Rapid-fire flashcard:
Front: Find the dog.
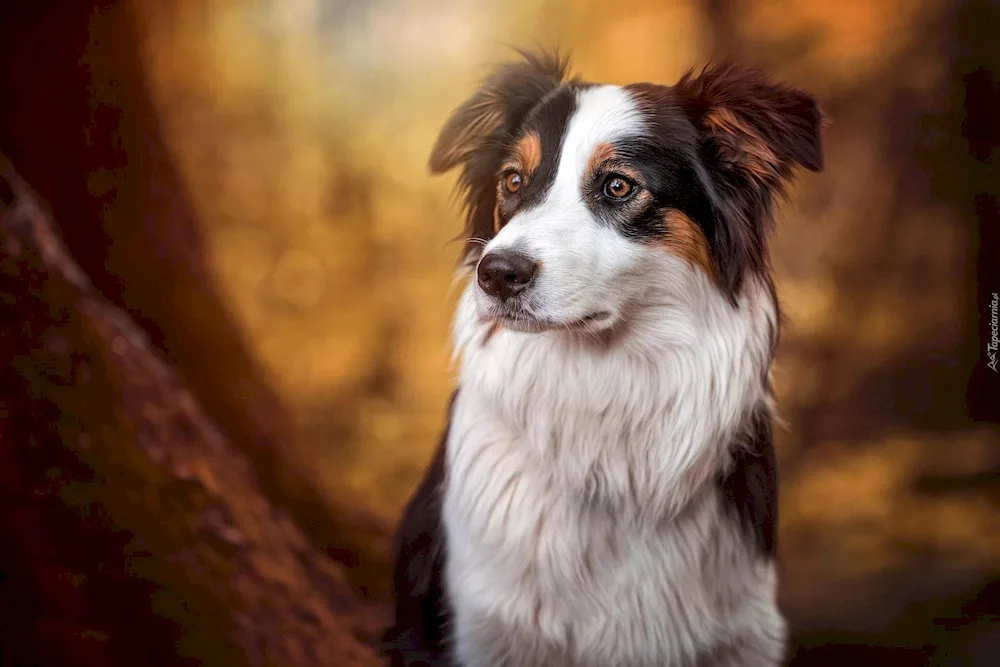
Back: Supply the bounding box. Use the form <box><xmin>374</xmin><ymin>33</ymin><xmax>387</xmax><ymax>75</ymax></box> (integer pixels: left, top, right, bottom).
<box><xmin>382</xmin><ymin>51</ymin><xmax>823</xmax><ymax>667</ymax></box>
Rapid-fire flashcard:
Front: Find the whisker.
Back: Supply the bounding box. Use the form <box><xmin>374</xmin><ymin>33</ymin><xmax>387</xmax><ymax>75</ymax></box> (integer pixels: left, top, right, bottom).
<box><xmin>445</xmin><ymin>235</ymin><xmax>490</xmax><ymax>250</ymax></box>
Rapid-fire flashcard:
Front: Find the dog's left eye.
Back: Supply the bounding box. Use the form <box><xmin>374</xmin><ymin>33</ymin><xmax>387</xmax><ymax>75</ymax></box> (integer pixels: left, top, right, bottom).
<box><xmin>602</xmin><ymin>175</ymin><xmax>635</xmax><ymax>200</ymax></box>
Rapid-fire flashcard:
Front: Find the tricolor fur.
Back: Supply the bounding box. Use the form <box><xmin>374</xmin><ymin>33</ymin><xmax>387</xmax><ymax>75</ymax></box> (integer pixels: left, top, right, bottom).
<box><xmin>384</xmin><ymin>52</ymin><xmax>823</xmax><ymax>667</ymax></box>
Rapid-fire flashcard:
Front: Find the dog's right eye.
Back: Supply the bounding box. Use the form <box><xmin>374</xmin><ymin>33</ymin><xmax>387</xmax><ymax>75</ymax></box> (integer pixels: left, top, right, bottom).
<box><xmin>502</xmin><ymin>170</ymin><xmax>523</xmax><ymax>194</ymax></box>
<box><xmin>602</xmin><ymin>174</ymin><xmax>635</xmax><ymax>200</ymax></box>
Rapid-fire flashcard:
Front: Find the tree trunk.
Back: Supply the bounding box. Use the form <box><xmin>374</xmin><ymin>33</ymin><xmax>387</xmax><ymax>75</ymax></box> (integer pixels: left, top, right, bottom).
<box><xmin>0</xmin><ymin>0</ymin><xmax>391</xmax><ymax>600</ymax></box>
<box><xmin>0</xmin><ymin>156</ymin><xmax>384</xmax><ymax>665</ymax></box>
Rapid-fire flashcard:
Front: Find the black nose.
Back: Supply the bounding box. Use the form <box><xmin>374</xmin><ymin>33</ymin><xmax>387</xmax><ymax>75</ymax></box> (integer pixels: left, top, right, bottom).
<box><xmin>477</xmin><ymin>250</ymin><xmax>537</xmax><ymax>300</ymax></box>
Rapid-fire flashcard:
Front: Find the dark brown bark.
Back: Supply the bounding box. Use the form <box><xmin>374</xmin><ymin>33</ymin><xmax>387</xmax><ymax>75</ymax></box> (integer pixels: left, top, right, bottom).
<box><xmin>0</xmin><ymin>0</ymin><xmax>391</xmax><ymax>600</ymax></box>
<box><xmin>0</xmin><ymin>156</ymin><xmax>385</xmax><ymax>666</ymax></box>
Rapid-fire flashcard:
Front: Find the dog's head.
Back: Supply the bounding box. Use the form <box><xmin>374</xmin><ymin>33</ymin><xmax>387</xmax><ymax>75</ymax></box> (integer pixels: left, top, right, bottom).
<box><xmin>431</xmin><ymin>51</ymin><xmax>822</xmax><ymax>334</ymax></box>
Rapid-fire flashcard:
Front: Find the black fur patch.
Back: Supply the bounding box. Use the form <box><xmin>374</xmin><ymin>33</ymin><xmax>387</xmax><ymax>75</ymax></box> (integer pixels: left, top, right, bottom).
<box><xmin>586</xmin><ymin>132</ymin><xmax>717</xmax><ymax>244</ymax></box>
<box><xmin>382</xmin><ymin>393</ymin><xmax>455</xmax><ymax>667</ymax></box>
<box><xmin>718</xmin><ymin>407</ymin><xmax>779</xmax><ymax>556</ymax></box>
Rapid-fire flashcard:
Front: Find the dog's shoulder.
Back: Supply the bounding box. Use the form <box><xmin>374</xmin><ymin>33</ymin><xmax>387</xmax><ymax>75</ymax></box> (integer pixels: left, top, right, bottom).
<box><xmin>382</xmin><ymin>392</ymin><xmax>456</xmax><ymax>667</ymax></box>
<box><xmin>718</xmin><ymin>406</ymin><xmax>779</xmax><ymax>557</ymax></box>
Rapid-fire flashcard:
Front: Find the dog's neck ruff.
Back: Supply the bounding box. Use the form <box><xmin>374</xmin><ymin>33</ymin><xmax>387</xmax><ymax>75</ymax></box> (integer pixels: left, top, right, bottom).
<box><xmin>442</xmin><ymin>265</ymin><xmax>781</xmax><ymax>666</ymax></box>
<box><xmin>450</xmin><ymin>263</ymin><xmax>777</xmax><ymax>524</ymax></box>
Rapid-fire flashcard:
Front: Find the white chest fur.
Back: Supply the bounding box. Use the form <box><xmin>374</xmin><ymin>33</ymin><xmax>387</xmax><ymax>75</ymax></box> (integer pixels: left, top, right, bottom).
<box><xmin>441</xmin><ymin>274</ymin><xmax>785</xmax><ymax>667</ymax></box>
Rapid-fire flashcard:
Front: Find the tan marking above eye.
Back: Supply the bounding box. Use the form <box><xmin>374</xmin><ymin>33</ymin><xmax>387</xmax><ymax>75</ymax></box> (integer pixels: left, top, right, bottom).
<box><xmin>513</xmin><ymin>132</ymin><xmax>542</xmax><ymax>175</ymax></box>
<box><xmin>585</xmin><ymin>142</ymin><xmax>616</xmax><ymax>183</ymax></box>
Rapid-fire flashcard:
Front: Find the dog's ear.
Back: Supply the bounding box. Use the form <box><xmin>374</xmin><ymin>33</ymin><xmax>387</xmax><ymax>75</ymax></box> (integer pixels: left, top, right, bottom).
<box><xmin>674</xmin><ymin>62</ymin><xmax>824</xmax><ymax>301</ymax></box>
<box><xmin>430</xmin><ymin>51</ymin><xmax>569</xmax><ymax>261</ymax></box>
<box><xmin>675</xmin><ymin>61</ymin><xmax>823</xmax><ymax>186</ymax></box>
<box><xmin>430</xmin><ymin>50</ymin><xmax>569</xmax><ymax>174</ymax></box>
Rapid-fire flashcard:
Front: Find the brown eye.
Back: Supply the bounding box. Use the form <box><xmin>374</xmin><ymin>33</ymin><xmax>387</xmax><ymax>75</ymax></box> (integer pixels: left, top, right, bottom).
<box><xmin>502</xmin><ymin>170</ymin><xmax>523</xmax><ymax>194</ymax></box>
<box><xmin>603</xmin><ymin>175</ymin><xmax>634</xmax><ymax>200</ymax></box>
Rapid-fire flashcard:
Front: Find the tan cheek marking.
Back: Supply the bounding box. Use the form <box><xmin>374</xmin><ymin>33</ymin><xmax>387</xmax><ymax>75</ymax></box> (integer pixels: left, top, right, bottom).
<box><xmin>704</xmin><ymin>107</ymin><xmax>779</xmax><ymax>179</ymax></box>
<box><xmin>514</xmin><ymin>132</ymin><xmax>542</xmax><ymax>176</ymax></box>
<box><xmin>662</xmin><ymin>210</ymin><xmax>715</xmax><ymax>278</ymax></box>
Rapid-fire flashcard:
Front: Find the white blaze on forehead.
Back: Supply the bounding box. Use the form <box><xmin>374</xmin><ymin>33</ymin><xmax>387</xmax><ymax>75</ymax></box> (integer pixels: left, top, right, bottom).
<box><xmin>480</xmin><ymin>84</ymin><xmax>652</xmax><ymax>328</ymax></box>
<box><xmin>551</xmin><ymin>85</ymin><xmax>644</xmax><ymax>202</ymax></box>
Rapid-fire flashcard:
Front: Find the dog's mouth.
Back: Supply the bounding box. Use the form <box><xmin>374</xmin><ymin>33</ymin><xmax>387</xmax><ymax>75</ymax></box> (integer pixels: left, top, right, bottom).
<box><xmin>489</xmin><ymin>308</ymin><xmax>613</xmax><ymax>333</ymax></box>
<box><xmin>574</xmin><ymin>311</ymin><xmax>613</xmax><ymax>327</ymax></box>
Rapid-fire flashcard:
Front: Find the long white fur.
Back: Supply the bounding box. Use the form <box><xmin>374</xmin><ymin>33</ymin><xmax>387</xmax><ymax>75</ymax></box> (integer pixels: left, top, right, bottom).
<box><xmin>442</xmin><ymin>85</ymin><xmax>785</xmax><ymax>667</ymax></box>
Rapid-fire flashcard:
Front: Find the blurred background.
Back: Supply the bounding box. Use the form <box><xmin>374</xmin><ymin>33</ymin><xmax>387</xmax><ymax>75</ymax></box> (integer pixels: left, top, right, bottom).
<box><xmin>1</xmin><ymin>0</ymin><xmax>998</xmax><ymax>665</ymax></box>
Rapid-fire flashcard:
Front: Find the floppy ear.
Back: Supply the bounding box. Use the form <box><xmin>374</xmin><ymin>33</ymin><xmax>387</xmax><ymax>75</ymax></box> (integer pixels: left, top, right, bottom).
<box><xmin>430</xmin><ymin>50</ymin><xmax>569</xmax><ymax>173</ymax></box>
<box><xmin>430</xmin><ymin>50</ymin><xmax>569</xmax><ymax>261</ymax></box>
<box><xmin>674</xmin><ymin>62</ymin><xmax>824</xmax><ymax>299</ymax></box>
